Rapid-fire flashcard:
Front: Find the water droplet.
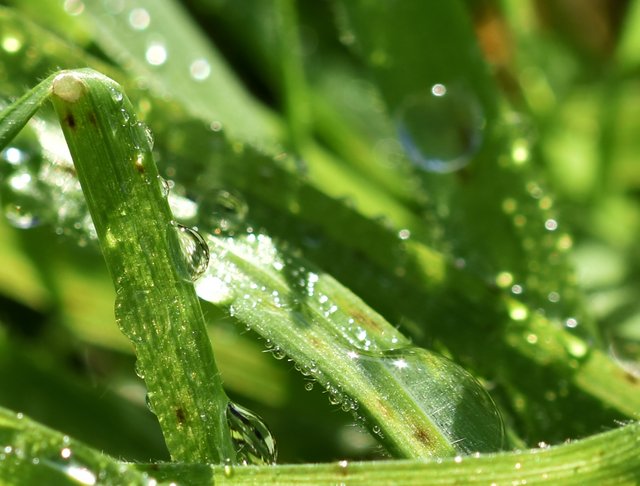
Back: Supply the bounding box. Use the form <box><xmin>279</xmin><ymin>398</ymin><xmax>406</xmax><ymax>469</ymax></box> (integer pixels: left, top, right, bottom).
<box><xmin>565</xmin><ymin>317</ymin><xmax>578</xmax><ymax>329</ymax></box>
<box><xmin>223</xmin><ymin>458</ymin><xmax>234</xmax><ymax>478</ymax></box>
<box><xmin>197</xmin><ymin>189</ymin><xmax>248</xmax><ymax>234</ymax></box>
<box><xmin>134</xmin><ymin>121</ymin><xmax>154</xmax><ymax>151</ymax></box>
<box><xmin>304</xmin><ymin>382</ymin><xmax>314</xmax><ymax>391</ymax></box>
<box><xmin>544</xmin><ymin>219</ymin><xmax>558</xmax><ymax>231</ymax></box>
<box><xmin>565</xmin><ymin>336</ymin><xmax>588</xmax><ymax>358</ymax></box>
<box><xmin>145</xmin><ymin>41</ymin><xmax>167</xmax><ymax>66</ymax></box>
<box><xmin>145</xmin><ymin>393</ymin><xmax>155</xmax><ymax>413</ymax></box>
<box><xmin>63</xmin><ymin>0</ymin><xmax>85</xmax><ymax>16</ymax></box>
<box><xmin>1</xmin><ymin>33</ymin><xmax>23</xmax><ymax>53</ymax></box>
<box><xmin>226</xmin><ymin>402</ymin><xmax>277</xmax><ymax>465</ymax></box>
<box><xmin>158</xmin><ymin>176</ymin><xmax>171</xmax><ymax>198</ymax></box>
<box><xmin>355</xmin><ymin>347</ymin><xmax>505</xmax><ymax>453</ymax></box>
<box><xmin>175</xmin><ymin>224</ymin><xmax>210</xmax><ymax>280</ymax></box>
<box><xmin>508</xmin><ymin>302</ymin><xmax>529</xmax><ymax>321</ymax></box>
<box><xmin>495</xmin><ymin>271</ymin><xmax>514</xmax><ymax>288</ymax></box>
<box><xmin>60</xmin><ymin>447</ymin><xmax>72</xmax><ymax>459</ymax></box>
<box><xmin>547</xmin><ymin>291</ymin><xmax>560</xmax><ymax>303</ymax></box>
<box><xmin>190</xmin><ymin>59</ymin><xmax>211</xmax><ymax>81</ymax></box>
<box><xmin>65</xmin><ymin>465</ymin><xmax>97</xmax><ymax>485</ymax></box>
<box><xmin>398</xmin><ymin>228</ymin><xmax>411</xmax><ymax>240</ymax></box>
<box><xmin>3</xmin><ymin>204</ymin><xmax>39</xmax><ymax>229</ymax></box>
<box><xmin>128</xmin><ymin>8</ymin><xmax>150</xmax><ymax>30</ymax></box>
<box><xmin>396</xmin><ymin>84</ymin><xmax>484</xmax><ymax>173</ymax></box>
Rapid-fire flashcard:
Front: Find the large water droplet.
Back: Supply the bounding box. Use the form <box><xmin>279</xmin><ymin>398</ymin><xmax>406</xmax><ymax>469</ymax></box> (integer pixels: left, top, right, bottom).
<box><xmin>175</xmin><ymin>223</ymin><xmax>210</xmax><ymax>280</ymax></box>
<box><xmin>396</xmin><ymin>83</ymin><xmax>484</xmax><ymax>173</ymax></box>
<box><xmin>355</xmin><ymin>347</ymin><xmax>505</xmax><ymax>453</ymax></box>
<box><xmin>226</xmin><ymin>401</ymin><xmax>277</xmax><ymax>465</ymax></box>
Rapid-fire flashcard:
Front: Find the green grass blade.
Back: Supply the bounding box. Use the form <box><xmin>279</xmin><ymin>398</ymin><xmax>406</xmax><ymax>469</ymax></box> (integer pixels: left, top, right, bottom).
<box><xmin>0</xmin><ymin>407</ymin><xmax>154</xmax><ymax>485</ymax></box>
<box><xmin>136</xmin><ymin>423</ymin><xmax>640</xmax><ymax>485</ymax></box>
<box><xmin>198</xmin><ymin>233</ymin><xmax>505</xmax><ymax>457</ymax></box>
<box><xmin>0</xmin><ymin>73</ymin><xmax>54</xmax><ymax>150</ymax></box>
<box><xmin>76</xmin><ymin>0</ymin><xmax>284</xmax><ymax>148</ymax></box>
<box><xmin>47</xmin><ymin>68</ymin><xmax>235</xmax><ymax>463</ymax></box>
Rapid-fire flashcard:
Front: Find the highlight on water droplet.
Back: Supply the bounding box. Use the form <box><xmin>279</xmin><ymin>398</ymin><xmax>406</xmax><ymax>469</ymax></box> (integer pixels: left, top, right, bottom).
<box><xmin>145</xmin><ymin>40</ymin><xmax>167</xmax><ymax>66</ymax></box>
<box><xmin>189</xmin><ymin>58</ymin><xmax>211</xmax><ymax>81</ymax></box>
<box><xmin>396</xmin><ymin>83</ymin><xmax>485</xmax><ymax>173</ymax></box>
<box><xmin>226</xmin><ymin>401</ymin><xmax>277</xmax><ymax>465</ymax></box>
<box><xmin>128</xmin><ymin>7</ymin><xmax>150</xmax><ymax>30</ymax></box>
<box><xmin>63</xmin><ymin>0</ymin><xmax>85</xmax><ymax>16</ymax></box>
<box><xmin>1</xmin><ymin>31</ymin><xmax>23</xmax><ymax>53</ymax></box>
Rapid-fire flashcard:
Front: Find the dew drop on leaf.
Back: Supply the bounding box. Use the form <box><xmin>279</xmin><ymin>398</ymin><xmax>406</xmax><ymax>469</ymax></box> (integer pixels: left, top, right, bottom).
<box><xmin>396</xmin><ymin>83</ymin><xmax>484</xmax><ymax>173</ymax></box>
<box><xmin>197</xmin><ymin>189</ymin><xmax>248</xmax><ymax>234</ymax></box>
<box><xmin>355</xmin><ymin>347</ymin><xmax>505</xmax><ymax>453</ymax></box>
<box><xmin>226</xmin><ymin>401</ymin><xmax>277</xmax><ymax>465</ymax></box>
<box><xmin>175</xmin><ymin>224</ymin><xmax>210</xmax><ymax>281</ymax></box>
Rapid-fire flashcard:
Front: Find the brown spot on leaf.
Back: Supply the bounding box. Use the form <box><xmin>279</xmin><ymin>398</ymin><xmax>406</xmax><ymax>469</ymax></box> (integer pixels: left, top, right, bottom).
<box><xmin>413</xmin><ymin>427</ymin><xmax>434</xmax><ymax>446</ymax></box>
<box><xmin>87</xmin><ymin>112</ymin><xmax>97</xmax><ymax>126</ymax></box>
<box><xmin>64</xmin><ymin>113</ymin><xmax>76</xmax><ymax>129</ymax></box>
<box><xmin>175</xmin><ymin>407</ymin><xmax>186</xmax><ymax>425</ymax></box>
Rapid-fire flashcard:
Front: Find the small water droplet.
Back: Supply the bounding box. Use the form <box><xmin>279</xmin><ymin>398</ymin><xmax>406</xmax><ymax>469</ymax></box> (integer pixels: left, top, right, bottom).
<box><xmin>565</xmin><ymin>336</ymin><xmax>588</xmax><ymax>358</ymax></box>
<box><xmin>398</xmin><ymin>228</ymin><xmax>411</xmax><ymax>240</ymax></box>
<box><xmin>508</xmin><ymin>302</ymin><xmax>529</xmax><ymax>321</ymax></box>
<box><xmin>145</xmin><ymin>41</ymin><xmax>167</xmax><ymax>66</ymax></box>
<box><xmin>128</xmin><ymin>8</ymin><xmax>150</xmax><ymax>30</ymax></box>
<box><xmin>1</xmin><ymin>33</ymin><xmax>23</xmax><ymax>53</ymax></box>
<box><xmin>3</xmin><ymin>204</ymin><xmax>39</xmax><ymax>229</ymax></box>
<box><xmin>544</xmin><ymin>219</ymin><xmax>558</xmax><ymax>231</ymax></box>
<box><xmin>175</xmin><ymin>224</ymin><xmax>210</xmax><ymax>280</ymax></box>
<box><xmin>134</xmin><ymin>121</ymin><xmax>154</xmax><ymax>151</ymax></box>
<box><xmin>304</xmin><ymin>382</ymin><xmax>314</xmax><ymax>391</ymax></box>
<box><xmin>63</xmin><ymin>0</ymin><xmax>85</xmax><ymax>16</ymax></box>
<box><xmin>158</xmin><ymin>176</ymin><xmax>171</xmax><ymax>198</ymax></box>
<box><xmin>396</xmin><ymin>84</ymin><xmax>484</xmax><ymax>173</ymax></box>
<box><xmin>189</xmin><ymin>59</ymin><xmax>211</xmax><ymax>81</ymax></box>
<box><xmin>226</xmin><ymin>402</ymin><xmax>277</xmax><ymax>465</ymax></box>
<box><xmin>65</xmin><ymin>465</ymin><xmax>97</xmax><ymax>485</ymax></box>
<box><xmin>197</xmin><ymin>189</ymin><xmax>248</xmax><ymax>234</ymax></box>
<box><xmin>565</xmin><ymin>317</ymin><xmax>578</xmax><ymax>329</ymax></box>
<box><xmin>495</xmin><ymin>271</ymin><xmax>514</xmax><ymax>288</ymax></box>
<box><xmin>223</xmin><ymin>458</ymin><xmax>234</xmax><ymax>478</ymax></box>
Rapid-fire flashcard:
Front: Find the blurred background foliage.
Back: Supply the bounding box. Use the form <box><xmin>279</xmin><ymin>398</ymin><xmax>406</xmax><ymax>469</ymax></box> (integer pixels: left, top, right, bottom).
<box><xmin>0</xmin><ymin>0</ymin><xmax>639</xmax><ymax>464</ymax></box>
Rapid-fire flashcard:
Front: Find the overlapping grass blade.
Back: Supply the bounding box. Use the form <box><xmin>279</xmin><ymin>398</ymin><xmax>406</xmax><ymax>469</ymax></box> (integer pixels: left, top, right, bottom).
<box><xmin>0</xmin><ymin>407</ymin><xmax>153</xmax><ymax>485</ymax></box>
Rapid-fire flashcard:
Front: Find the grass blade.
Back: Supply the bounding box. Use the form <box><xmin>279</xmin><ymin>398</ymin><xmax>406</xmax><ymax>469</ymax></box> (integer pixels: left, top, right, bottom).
<box><xmin>0</xmin><ymin>73</ymin><xmax>54</xmax><ymax>150</ymax></box>
<box><xmin>0</xmin><ymin>407</ymin><xmax>153</xmax><ymax>485</ymax></box>
<box><xmin>136</xmin><ymin>423</ymin><xmax>640</xmax><ymax>485</ymax></box>
<box><xmin>198</xmin><ymin>233</ymin><xmax>505</xmax><ymax>457</ymax></box>
<box><xmin>47</xmin><ymin>69</ymin><xmax>235</xmax><ymax>463</ymax></box>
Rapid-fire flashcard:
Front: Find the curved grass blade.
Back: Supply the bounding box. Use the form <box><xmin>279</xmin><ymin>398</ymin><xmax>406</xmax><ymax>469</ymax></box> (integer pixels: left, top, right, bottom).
<box><xmin>136</xmin><ymin>422</ymin><xmax>640</xmax><ymax>485</ymax></box>
<box><xmin>0</xmin><ymin>407</ymin><xmax>154</xmax><ymax>485</ymax></box>
<box><xmin>197</xmin><ymin>232</ymin><xmax>506</xmax><ymax>457</ymax></box>
<box><xmin>46</xmin><ymin>69</ymin><xmax>235</xmax><ymax>463</ymax></box>
<box><xmin>0</xmin><ymin>73</ymin><xmax>54</xmax><ymax>150</ymax></box>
